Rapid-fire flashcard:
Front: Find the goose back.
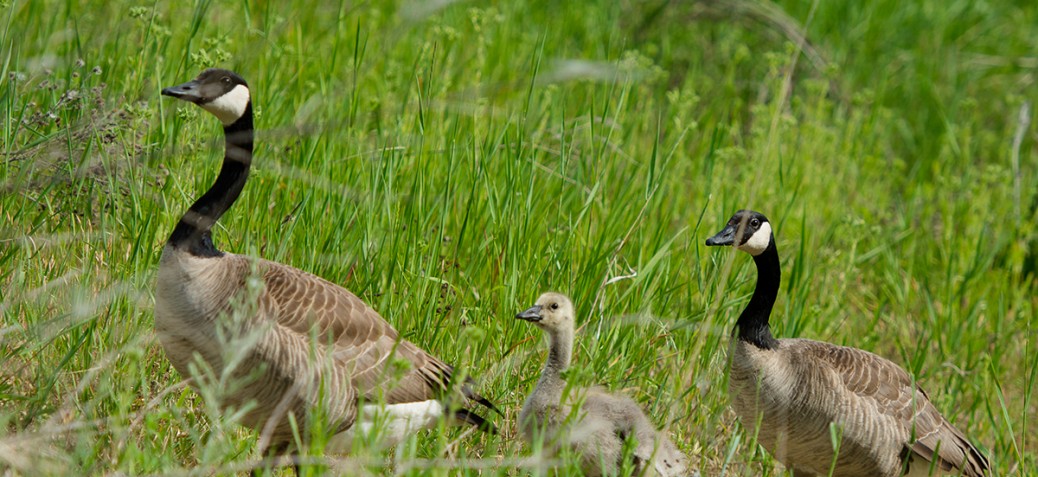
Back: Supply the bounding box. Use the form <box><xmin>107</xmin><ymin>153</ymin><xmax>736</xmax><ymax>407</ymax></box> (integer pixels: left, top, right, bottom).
<box><xmin>730</xmin><ymin>337</ymin><xmax>988</xmax><ymax>477</ymax></box>
<box><xmin>156</xmin><ymin>248</ymin><xmax>356</xmax><ymax>442</ymax></box>
<box><xmin>156</xmin><ymin>246</ymin><xmax>466</xmax><ymax>443</ymax></box>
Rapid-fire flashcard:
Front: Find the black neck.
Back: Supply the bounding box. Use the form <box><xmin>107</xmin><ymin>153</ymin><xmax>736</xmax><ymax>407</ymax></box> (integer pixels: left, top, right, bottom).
<box><xmin>735</xmin><ymin>237</ymin><xmax>780</xmax><ymax>349</ymax></box>
<box><xmin>167</xmin><ymin>102</ymin><xmax>254</xmax><ymax>257</ymax></box>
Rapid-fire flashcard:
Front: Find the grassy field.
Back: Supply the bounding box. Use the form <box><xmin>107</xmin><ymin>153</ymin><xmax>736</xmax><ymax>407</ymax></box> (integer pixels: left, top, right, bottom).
<box><xmin>2</xmin><ymin>0</ymin><xmax>1037</xmax><ymax>475</ymax></box>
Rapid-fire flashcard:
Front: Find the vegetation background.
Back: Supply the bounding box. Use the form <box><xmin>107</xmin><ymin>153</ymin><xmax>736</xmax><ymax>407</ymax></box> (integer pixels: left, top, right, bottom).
<box><xmin>2</xmin><ymin>0</ymin><xmax>1036</xmax><ymax>475</ymax></box>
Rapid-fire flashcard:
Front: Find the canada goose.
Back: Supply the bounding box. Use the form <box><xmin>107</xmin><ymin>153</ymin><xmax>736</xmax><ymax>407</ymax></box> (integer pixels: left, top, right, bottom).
<box><xmin>516</xmin><ymin>292</ymin><xmax>691</xmax><ymax>477</ymax></box>
<box><xmin>155</xmin><ymin>69</ymin><xmax>498</xmax><ymax>468</ymax></box>
<box><xmin>705</xmin><ymin>210</ymin><xmax>989</xmax><ymax>477</ymax></box>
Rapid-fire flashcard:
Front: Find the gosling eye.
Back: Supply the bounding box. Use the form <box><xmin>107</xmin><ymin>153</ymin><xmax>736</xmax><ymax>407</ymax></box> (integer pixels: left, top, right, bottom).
<box><xmin>549</xmin><ymin>303</ymin><xmax>559</xmax><ymax>310</ymax></box>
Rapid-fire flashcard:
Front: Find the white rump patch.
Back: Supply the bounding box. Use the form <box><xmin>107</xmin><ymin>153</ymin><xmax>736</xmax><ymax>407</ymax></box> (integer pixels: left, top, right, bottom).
<box><xmin>201</xmin><ymin>84</ymin><xmax>250</xmax><ymax>125</ymax></box>
<box><xmin>736</xmin><ymin>221</ymin><xmax>772</xmax><ymax>256</ymax></box>
<box><xmin>326</xmin><ymin>400</ymin><xmax>445</xmax><ymax>453</ymax></box>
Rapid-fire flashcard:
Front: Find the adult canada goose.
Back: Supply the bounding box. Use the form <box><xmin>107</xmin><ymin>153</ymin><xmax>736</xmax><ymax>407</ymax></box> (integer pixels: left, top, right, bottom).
<box><xmin>155</xmin><ymin>68</ymin><xmax>498</xmax><ymax>467</ymax></box>
<box><xmin>516</xmin><ymin>292</ymin><xmax>691</xmax><ymax>477</ymax></box>
<box><xmin>705</xmin><ymin>210</ymin><xmax>989</xmax><ymax>477</ymax></box>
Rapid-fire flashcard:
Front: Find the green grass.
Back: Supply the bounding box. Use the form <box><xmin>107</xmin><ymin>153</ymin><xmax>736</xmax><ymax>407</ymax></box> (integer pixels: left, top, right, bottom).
<box><xmin>2</xmin><ymin>0</ymin><xmax>1036</xmax><ymax>475</ymax></box>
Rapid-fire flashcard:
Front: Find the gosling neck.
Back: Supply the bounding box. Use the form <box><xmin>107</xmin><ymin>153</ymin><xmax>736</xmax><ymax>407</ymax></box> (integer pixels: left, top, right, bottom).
<box><xmin>536</xmin><ymin>322</ymin><xmax>574</xmax><ymax>393</ymax></box>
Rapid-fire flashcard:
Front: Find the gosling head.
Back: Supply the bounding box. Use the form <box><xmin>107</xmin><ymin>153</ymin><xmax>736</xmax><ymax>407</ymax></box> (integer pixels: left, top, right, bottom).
<box><xmin>162</xmin><ymin>68</ymin><xmax>251</xmax><ymax>126</ymax></box>
<box><xmin>516</xmin><ymin>292</ymin><xmax>575</xmax><ymax>332</ymax></box>
<box><xmin>705</xmin><ymin>209</ymin><xmax>773</xmax><ymax>256</ymax></box>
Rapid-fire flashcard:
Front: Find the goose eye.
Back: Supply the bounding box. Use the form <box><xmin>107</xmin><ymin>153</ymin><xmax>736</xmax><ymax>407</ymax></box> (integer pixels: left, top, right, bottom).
<box><xmin>751</xmin><ymin>218</ymin><xmax>760</xmax><ymax>227</ymax></box>
<box><xmin>550</xmin><ymin>303</ymin><xmax>559</xmax><ymax>310</ymax></box>
<box><xmin>222</xmin><ymin>76</ymin><xmax>231</xmax><ymax>84</ymax></box>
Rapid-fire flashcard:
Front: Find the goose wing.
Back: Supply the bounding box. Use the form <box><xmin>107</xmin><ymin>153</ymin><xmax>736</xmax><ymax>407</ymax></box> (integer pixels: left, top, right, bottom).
<box><xmin>805</xmin><ymin>341</ymin><xmax>988</xmax><ymax>476</ymax></box>
<box><xmin>258</xmin><ymin>260</ymin><xmax>465</xmax><ymax>405</ymax></box>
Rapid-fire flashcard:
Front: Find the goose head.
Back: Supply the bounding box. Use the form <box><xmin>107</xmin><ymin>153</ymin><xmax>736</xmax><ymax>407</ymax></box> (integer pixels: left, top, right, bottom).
<box><xmin>705</xmin><ymin>209</ymin><xmax>773</xmax><ymax>256</ymax></box>
<box><xmin>162</xmin><ymin>68</ymin><xmax>251</xmax><ymax>126</ymax></box>
<box><xmin>516</xmin><ymin>292</ymin><xmax>575</xmax><ymax>332</ymax></box>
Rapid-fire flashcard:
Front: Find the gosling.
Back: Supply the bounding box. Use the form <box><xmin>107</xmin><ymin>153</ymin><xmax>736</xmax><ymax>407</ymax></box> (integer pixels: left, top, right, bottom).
<box><xmin>516</xmin><ymin>292</ymin><xmax>691</xmax><ymax>477</ymax></box>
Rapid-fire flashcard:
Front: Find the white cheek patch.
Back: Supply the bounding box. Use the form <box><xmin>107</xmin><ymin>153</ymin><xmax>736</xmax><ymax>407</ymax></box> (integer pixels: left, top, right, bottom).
<box><xmin>736</xmin><ymin>221</ymin><xmax>772</xmax><ymax>256</ymax></box>
<box><xmin>201</xmin><ymin>84</ymin><xmax>250</xmax><ymax>125</ymax></box>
